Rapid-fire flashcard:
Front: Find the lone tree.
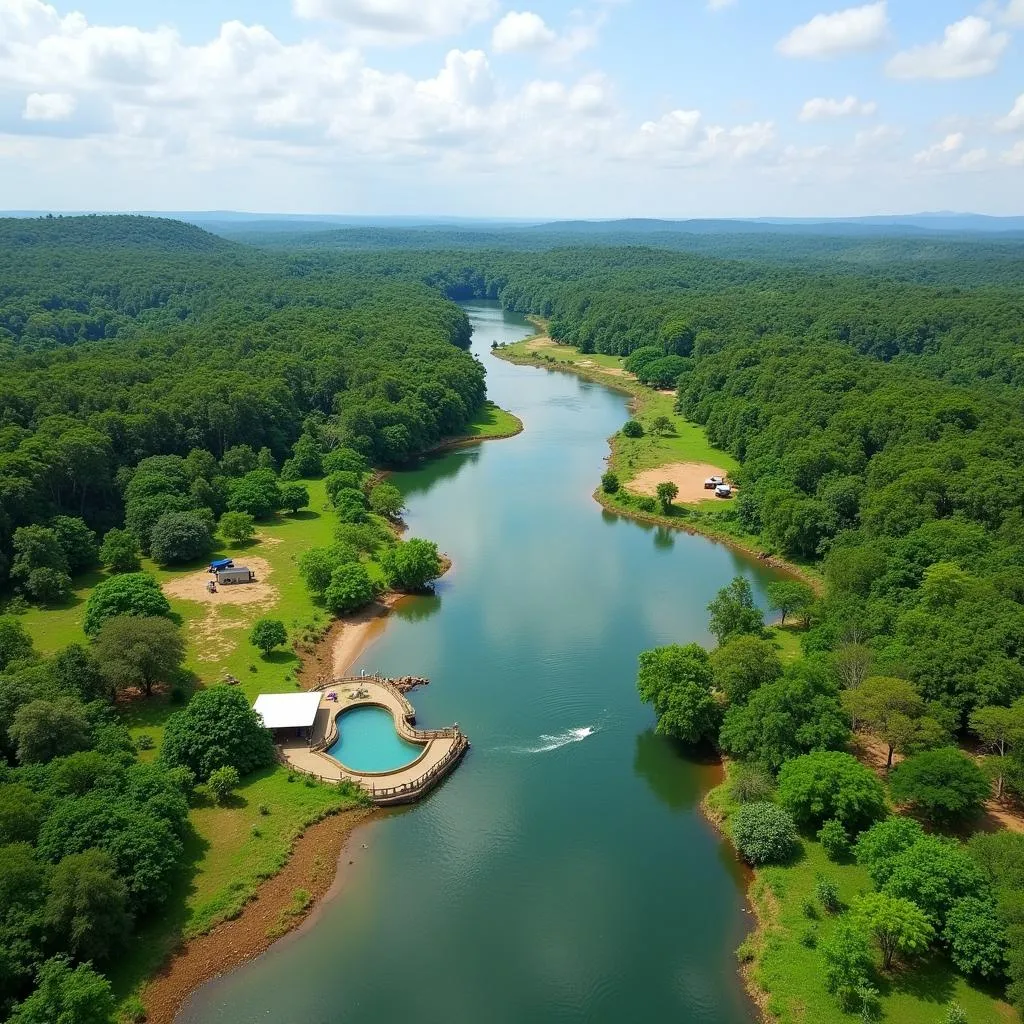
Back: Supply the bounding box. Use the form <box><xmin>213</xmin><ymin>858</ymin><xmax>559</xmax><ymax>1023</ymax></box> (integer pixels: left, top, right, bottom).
<box><xmin>621</xmin><ymin>419</ymin><xmax>644</xmax><ymax>438</ymax></box>
<box><xmin>969</xmin><ymin>702</ymin><xmax>1024</xmax><ymax>798</ymax></box>
<box><xmin>279</xmin><ymin>483</ymin><xmax>310</xmax><ymax>515</ymax></box>
<box><xmin>218</xmin><ymin>510</ymin><xmax>255</xmax><ymax>545</ymax></box>
<box><xmin>84</xmin><ymin>572</ymin><xmax>171</xmax><ymax>637</ymax></box>
<box><xmin>160</xmin><ymin>686</ymin><xmax>275</xmax><ymax>781</ymax></box>
<box><xmin>853</xmin><ymin>892</ymin><xmax>934</xmax><ymax>971</ymax></box>
<box><xmin>250</xmin><ymin>618</ymin><xmax>287</xmax><ymax>657</ymax></box>
<box><xmin>888</xmin><ymin>748</ymin><xmax>991</xmax><ymax>826</ymax></box>
<box><xmin>765</xmin><ymin>580</ymin><xmax>815</xmax><ymax>627</ymax></box>
<box><xmin>601</xmin><ymin>471</ymin><xmax>620</xmax><ymax>494</ymax></box>
<box><xmin>636</xmin><ymin>643</ymin><xmax>721</xmax><ymax>744</ymax></box>
<box><xmin>207</xmin><ymin>765</ymin><xmax>241</xmax><ymax>805</ymax></box>
<box><xmin>707</xmin><ymin>576</ymin><xmax>764</xmax><ymax>644</ymax></box>
<box><xmin>652</xmin><ymin>415</ymin><xmax>674</xmax><ymax>435</ymax></box>
<box><xmin>95</xmin><ymin>615</ymin><xmax>185</xmax><ymax>698</ymax></box>
<box><xmin>655</xmin><ymin>481</ymin><xmax>679</xmax><ymax>513</ymax></box>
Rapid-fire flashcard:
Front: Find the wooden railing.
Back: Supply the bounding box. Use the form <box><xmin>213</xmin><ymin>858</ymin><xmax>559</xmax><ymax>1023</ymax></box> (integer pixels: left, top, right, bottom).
<box><xmin>365</xmin><ymin>733</ymin><xmax>470</xmax><ymax>804</ymax></box>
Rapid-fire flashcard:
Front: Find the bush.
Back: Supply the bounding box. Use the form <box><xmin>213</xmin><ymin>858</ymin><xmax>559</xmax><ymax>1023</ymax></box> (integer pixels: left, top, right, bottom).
<box><xmin>815</xmin><ymin>874</ymin><xmax>842</xmax><ymax>913</ymax></box>
<box><xmin>84</xmin><ymin>573</ymin><xmax>171</xmax><ymax>637</ymax></box>
<box><xmin>601</xmin><ymin>471</ymin><xmax>620</xmax><ymax>494</ymax></box>
<box><xmin>160</xmin><ymin>687</ymin><xmax>275</xmax><ymax>781</ymax></box>
<box><xmin>149</xmin><ymin>510</ymin><xmax>214</xmax><ymax>566</ymax></box>
<box><xmin>207</xmin><ymin>765</ymin><xmax>241</xmax><ymax>805</ymax></box>
<box><xmin>219</xmin><ymin>510</ymin><xmax>256</xmax><ymax>545</ymax></box>
<box><xmin>250</xmin><ymin>618</ymin><xmax>288</xmax><ymax>657</ymax></box>
<box><xmin>728</xmin><ymin>764</ymin><xmax>775</xmax><ymax>804</ymax></box>
<box><xmin>821</xmin><ymin>920</ymin><xmax>874</xmax><ymax>1011</ymax></box>
<box><xmin>818</xmin><ymin>819</ymin><xmax>851</xmax><ymax>861</ymax></box>
<box><xmin>888</xmin><ymin>747</ymin><xmax>991</xmax><ymax>825</ymax></box>
<box><xmin>730</xmin><ymin>802</ymin><xmax>799</xmax><ymax>865</ymax></box>
<box><xmin>621</xmin><ymin>419</ymin><xmax>644</xmax><ymax>438</ymax></box>
<box><xmin>777</xmin><ymin>751</ymin><xmax>886</xmax><ymax>834</ymax></box>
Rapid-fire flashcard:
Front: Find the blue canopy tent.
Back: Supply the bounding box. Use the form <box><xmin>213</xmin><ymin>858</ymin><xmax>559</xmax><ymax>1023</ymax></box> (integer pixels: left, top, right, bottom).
<box><xmin>209</xmin><ymin>558</ymin><xmax>234</xmax><ymax>572</ymax></box>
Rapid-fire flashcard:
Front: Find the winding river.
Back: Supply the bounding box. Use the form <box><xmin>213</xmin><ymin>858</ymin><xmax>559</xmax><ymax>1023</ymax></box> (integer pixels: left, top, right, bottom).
<box><xmin>181</xmin><ymin>302</ymin><xmax>781</xmax><ymax>1024</ymax></box>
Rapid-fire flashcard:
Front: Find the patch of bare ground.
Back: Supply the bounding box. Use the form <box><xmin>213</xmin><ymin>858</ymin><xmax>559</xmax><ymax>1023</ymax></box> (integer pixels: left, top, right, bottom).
<box><xmin>142</xmin><ymin>807</ymin><xmax>374</xmax><ymax>1024</ymax></box>
<box><xmin>626</xmin><ymin>461</ymin><xmax>734</xmax><ymax>505</ymax></box>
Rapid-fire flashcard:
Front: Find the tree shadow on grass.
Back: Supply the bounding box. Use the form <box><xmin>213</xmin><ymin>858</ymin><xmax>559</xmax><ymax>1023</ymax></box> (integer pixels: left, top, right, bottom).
<box><xmin>107</xmin><ymin>821</ymin><xmax>211</xmax><ymax>999</ymax></box>
<box><xmin>262</xmin><ymin>649</ymin><xmax>301</xmax><ymax>668</ymax></box>
<box><xmin>876</xmin><ymin>954</ymin><xmax>957</xmax><ymax>1006</ymax></box>
<box><xmin>284</xmin><ymin>509</ymin><xmax>319</xmax><ymax>522</ymax></box>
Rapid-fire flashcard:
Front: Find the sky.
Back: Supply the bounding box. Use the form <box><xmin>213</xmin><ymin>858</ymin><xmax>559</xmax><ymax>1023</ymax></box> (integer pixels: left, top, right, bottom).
<box><xmin>0</xmin><ymin>0</ymin><xmax>1022</xmax><ymax>218</ymax></box>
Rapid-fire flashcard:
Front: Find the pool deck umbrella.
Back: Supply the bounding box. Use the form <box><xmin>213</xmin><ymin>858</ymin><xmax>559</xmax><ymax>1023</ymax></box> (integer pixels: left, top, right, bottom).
<box><xmin>253</xmin><ymin>692</ymin><xmax>322</xmax><ymax>741</ymax></box>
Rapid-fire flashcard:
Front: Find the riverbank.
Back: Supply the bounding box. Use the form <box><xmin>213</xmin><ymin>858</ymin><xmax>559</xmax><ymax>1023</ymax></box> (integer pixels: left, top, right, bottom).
<box><xmin>493</xmin><ymin>324</ymin><xmax>821</xmax><ymax>591</ymax></box>
<box><xmin>427</xmin><ymin>400</ymin><xmax>524</xmax><ymax>455</ymax></box>
<box><xmin>143</xmin><ymin>805</ymin><xmax>375</xmax><ymax>1024</ymax></box>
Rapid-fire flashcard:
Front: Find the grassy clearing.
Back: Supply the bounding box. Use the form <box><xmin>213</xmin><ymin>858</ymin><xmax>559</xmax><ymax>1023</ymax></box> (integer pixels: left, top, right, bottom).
<box><xmin>462</xmin><ymin>400</ymin><xmax>523</xmax><ymax>440</ymax></box>
<box><xmin>707</xmin><ymin>771</ymin><xmax>1013</xmax><ymax>1024</ymax></box>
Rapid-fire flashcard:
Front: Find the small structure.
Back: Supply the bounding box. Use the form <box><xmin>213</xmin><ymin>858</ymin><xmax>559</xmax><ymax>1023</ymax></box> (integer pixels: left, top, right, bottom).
<box><xmin>217</xmin><ymin>565</ymin><xmax>254</xmax><ymax>585</ymax></box>
<box><xmin>253</xmin><ymin>692</ymin><xmax>322</xmax><ymax>742</ymax></box>
<box><xmin>208</xmin><ymin>557</ymin><xmax>234</xmax><ymax>574</ymax></box>
<box><xmin>704</xmin><ymin>475</ymin><xmax>725</xmax><ymax>490</ymax></box>
<box><xmin>715</xmin><ymin>484</ymin><xmax>733</xmax><ymax>498</ymax></box>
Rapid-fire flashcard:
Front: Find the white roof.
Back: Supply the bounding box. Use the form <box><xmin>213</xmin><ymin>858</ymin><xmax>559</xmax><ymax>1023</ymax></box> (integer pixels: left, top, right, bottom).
<box><xmin>253</xmin><ymin>692</ymin><xmax>321</xmax><ymax>730</ymax></box>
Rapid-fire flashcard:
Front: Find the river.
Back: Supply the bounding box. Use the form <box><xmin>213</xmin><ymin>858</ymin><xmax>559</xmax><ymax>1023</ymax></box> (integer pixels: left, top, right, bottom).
<box><xmin>181</xmin><ymin>301</ymin><xmax>780</xmax><ymax>1024</ymax></box>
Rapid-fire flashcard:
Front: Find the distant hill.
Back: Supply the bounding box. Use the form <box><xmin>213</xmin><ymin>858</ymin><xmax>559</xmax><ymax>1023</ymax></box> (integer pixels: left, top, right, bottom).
<box><xmin>0</xmin><ymin>214</ymin><xmax>235</xmax><ymax>253</ymax></box>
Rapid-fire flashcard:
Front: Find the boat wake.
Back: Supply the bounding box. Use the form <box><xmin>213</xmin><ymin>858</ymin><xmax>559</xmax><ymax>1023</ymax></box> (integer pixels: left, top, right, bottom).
<box><xmin>520</xmin><ymin>726</ymin><xmax>596</xmax><ymax>754</ymax></box>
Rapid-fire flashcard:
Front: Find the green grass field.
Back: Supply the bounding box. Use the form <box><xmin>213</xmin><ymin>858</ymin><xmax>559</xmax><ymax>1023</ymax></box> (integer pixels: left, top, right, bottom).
<box><xmin>706</xmin><ymin>773</ymin><xmax>1013</xmax><ymax>1024</ymax></box>
<box><xmin>462</xmin><ymin>400</ymin><xmax>523</xmax><ymax>439</ymax></box>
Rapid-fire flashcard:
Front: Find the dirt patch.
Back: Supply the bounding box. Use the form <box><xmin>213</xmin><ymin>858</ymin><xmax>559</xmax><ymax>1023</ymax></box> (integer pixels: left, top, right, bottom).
<box><xmin>627</xmin><ymin>461</ymin><xmax>734</xmax><ymax>505</ymax></box>
<box><xmin>142</xmin><ymin>807</ymin><xmax>374</xmax><ymax>1024</ymax></box>
<box><xmin>524</xmin><ymin>335</ymin><xmax>556</xmax><ymax>351</ymax></box>
<box><xmin>162</xmin><ymin>557</ymin><xmax>277</xmax><ymax>608</ymax></box>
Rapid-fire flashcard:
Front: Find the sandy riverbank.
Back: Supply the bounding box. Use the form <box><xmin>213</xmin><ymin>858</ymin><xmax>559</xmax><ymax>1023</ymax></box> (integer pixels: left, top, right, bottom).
<box><xmin>142</xmin><ymin>806</ymin><xmax>374</xmax><ymax>1024</ymax></box>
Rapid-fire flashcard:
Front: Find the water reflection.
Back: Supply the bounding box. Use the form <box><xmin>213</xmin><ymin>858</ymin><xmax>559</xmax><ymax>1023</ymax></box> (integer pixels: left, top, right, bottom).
<box><xmin>653</xmin><ymin>526</ymin><xmax>675</xmax><ymax>551</ymax></box>
<box><xmin>633</xmin><ymin>729</ymin><xmax>711</xmax><ymax>812</ymax></box>
<box><xmin>403</xmin><ymin>449</ymin><xmax>481</xmax><ymax>498</ymax></box>
<box><xmin>393</xmin><ymin>592</ymin><xmax>443</xmax><ymax>624</ymax></box>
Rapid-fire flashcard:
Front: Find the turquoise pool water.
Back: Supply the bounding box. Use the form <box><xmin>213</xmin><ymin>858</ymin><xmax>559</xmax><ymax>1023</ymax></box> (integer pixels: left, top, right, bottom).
<box><xmin>326</xmin><ymin>705</ymin><xmax>424</xmax><ymax>773</ymax></box>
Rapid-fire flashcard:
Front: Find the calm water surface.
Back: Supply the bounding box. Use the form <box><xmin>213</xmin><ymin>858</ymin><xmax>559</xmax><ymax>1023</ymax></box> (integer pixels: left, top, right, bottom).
<box><xmin>181</xmin><ymin>302</ymin><xmax>775</xmax><ymax>1024</ymax></box>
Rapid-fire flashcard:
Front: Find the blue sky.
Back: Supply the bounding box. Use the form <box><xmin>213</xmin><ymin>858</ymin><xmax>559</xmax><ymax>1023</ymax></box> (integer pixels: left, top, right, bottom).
<box><xmin>0</xmin><ymin>0</ymin><xmax>1022</xmax><ymax>216</ymax></box>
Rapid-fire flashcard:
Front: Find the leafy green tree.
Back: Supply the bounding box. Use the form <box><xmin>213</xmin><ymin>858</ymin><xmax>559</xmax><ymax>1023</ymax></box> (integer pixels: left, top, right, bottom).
<box><xmin>0</xmin><ymin>784</ymin><xmax>45</xmax><ymax>844</ymax></box>
<box><xmin>22</xmin><ymin>568</ymin><xmax>72</xmax><ymax>606</ymax></box>
<box><xmin>50</xmin><ymin>644</ymin><xmax>109</xmax><ymax>704</ymax></box>
<box><xmin>821</xmin><ymin>920</ymin><xmax>874</xmax><ymax>1012</ymax></box>
<box><xmin>322</xmin><ymin>447</ymin><xmax>368</xmax><ymax>475</ymax></box>
<box><xmin>44</xmin><ymin>850</ymin><xmax>130</xmax><ymax>963</ymax></box>
<box><xmin>854</xmin><ymin>817</ymin><xmax>925</xmax><ymax>878</ymax></box>
<box><xmin>207</xmin><ymin>765</ymin><xmax>240</xmax><ymax>805</ymax></box>
<box><xmin>0</xmin><ymin>617</ymin><xmax>33</xmax><ymax>672</ymax></box>
<box><xmin>98</xmin><ymin>528</ymin><xmax>141</xmax><ymax>574</ymax></box>
<box><xmin>279</xmin><ymin>483</ymin><xmax>310</xmax><ymax>515</ymax></box>
<box><xmin>710</xmin><ymin>635</ymin><xmax>783</xmax><ymax>704</ymax></box>
<box><xmin>323</xmin><ymin>563</ymin><xmax>377</xmax><ymax>614</ymax></box>
<box><xmin>94</xmin><ymin>615</ymin><xmax>184</xmax><ymax>698</ymax></box>
<box><xmin>220</xmin><ymin>445</ymin><xmax>257</xmax><ymax>477</ymax></box>
<box><xmin>11</xmin><ymin>525</ymin><xmax>68</xmax><ymax>585</ymax></box>
<box><xmin>852</xmin><ymin>892</ymin><xmax>934</xmax><ymax>970</ymax></box>
<box><xmin>227</xmin><ymin>469</ymin><xmax>281</xmax><ymax>519</ymax></box>
<box><xmin>944</xmin><ymin>1004</ymin><xmax>969</xmax><ymax>1024</ymax></box>
<box><xmin>218</xmin><ymin>510</ymin><xmax>255</xmax><ymax>545</ymax></box>
<box><xmin>298</xmin><ymin>547</ymin><xmax>337</xmax><ymax>598</ymax></box>
<box><xmin>324</xmin><ymin>472</ymin><xmax>364</xmax><ymax>503</ymax></box>
<box><xmin>777</xmin><ymin>752</ymin><xmax>886</xmax><ymax>833</ymax></box>
<box><xmin>49</xmin><ymin>517</ymin><xmax>97</xmax><ymax>574</ymax></box>
<box><xmin>621</xmin><ymin>419</ymin><xmax>644</xmax><ymax>438</ymax></box>
<box><xmin>160</xmin><ymin>686</ymin><xmax>275</xmax><ymax>781</ymax></box>
<box><xmin>250</xmin><ymin>618</ymin><xmax>287</xmax><ymax>657</ymax></box>
<box><xmin>655</xmin><ymin>481</ymin><xmax>679</xmax><ymax>513</ymax></box>
<box><xmin>817</xmin><ymin>819</ymin><xmax>850</xmax><ymax>861</ymax></box>
<box><xmin>83</xmin><ymin>573</ymin><xmax>170</xmax><ymax>637</ymax></box>
<box><xmin>10</xmin><ymin>700</ymin><xmax>90</xmax><ymax>764</ymax></box>
<box><xmin>943</xmin><ymin>897</ymin><xmax>1007</xmax><ymax>978</ymax></box>
<box><xmin>969</xmin><ymin>702</ymin><xmax>1024</xmax><ymax>799</ymax></box>
<box><xmin>730</xmin><ymin>802</ymin><xmax>799</xmax><ymax>865</ymax></box>
<box><xmin>636</xmin><ymin>643</ymin><xmax>720</xmax><ymax>744</ymax></box>
<box><xmin>368</xmin><ymin>483</ymin><xmax>403</xmax><ymax>518</ymax></box>
<box><xmin>600</xmin><ymin>471</ymin><xmax>620</xmax><ymax>494</ymax></box>
<box><xmin>707</xmin><ymin>576</ymin><xmax>763</xmax><ymax>644</ymax></box>
<box><xmin>652</xmin><ymin>415</ymin><xmax>673</xmax><ymax>435</ymax></box>
<box><xmin>719</xmin><ymin>663</ymin><xmax>849</xmax><ymax>771</ymax></box>
<box><xmin>0</xmin><ymin>842</ymin><xmax>47</xmax><ymax>1007</ymax></box>
<box><xmin>124</xmin><ymin>492</ymin><xmax>197</xmax><ymax>553</ymax></box>
<box><xmin>765</xmin><ymin>580</ymin><xmax>815</xmax><ymax>627</ymax></box>
<box><xmin>888</xmin><ymin>748</ymin><xmax>990</xmax><ymax>825</ymax></box>
<box><xmin>289</xmin><ymin>434</ymin><xmax>323</xmax><ymax>477</ymax></box>
<box><xmin>841</xmin><ymin>676</ymin><xmax>939</xmax><ymax>770</ymax></box>
<box><xmin>149</xmin><ymin>510</ymin><xmax>213</xmax><ymax>566</ymax></box>
<box><xmin>381</xmin><ymin>538</ymin><xmax>443</xmax><ymax>592</ymax></box>
<box><xmin>7</xmin><ymin>956</ymin><xmax>115</xmax><ymax>1024</ymax></box>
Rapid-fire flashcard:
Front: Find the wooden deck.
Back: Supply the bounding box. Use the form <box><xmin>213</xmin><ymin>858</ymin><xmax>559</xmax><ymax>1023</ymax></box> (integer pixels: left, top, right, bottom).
<box><xmin>277</xmin><ymin>678</ymin><xmax>468</xmax><ymax>805</ymax></box>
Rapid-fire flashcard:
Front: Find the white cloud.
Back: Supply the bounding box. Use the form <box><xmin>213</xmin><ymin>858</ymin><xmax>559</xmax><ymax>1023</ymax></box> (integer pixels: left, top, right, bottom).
<box><xmin>22</xmin><ymin>91</ymin><xmax>76</xmax><ymax>120</ymax></box>
<box><xmin>1001</xmin><ymin>0</ymin><xmax>1024</xmax><ymax>26</ymax></box>
<box><xmin>799</xmin><ymin>95</ymin><xmax>877</xmax><ymax>121</ymax></box>
<box><xmin>913</xmin><ymin>132</ymin><xmax>964</xmax><ymax>163</ymax></box>
<box><xmin>492</xmin><ymin>11</ymin><xmax>556</xmax><ymax>52</ymax></box>
<box><xmin>996</xmin><ymin>94</ymin><xmax>1024</xmax><ymax>132</ymax></box>
<box><xmin>629</xmin><ymin>109</ymin><xmax>775</xmax><ymax>166</ymax></box>
<box><xmin>777</xmin><ymin>2</ymin><xmax>888</xmax><ymax>59</ymax></box>
<box><xmin>956</xmin><ymin>147</ymin><xmax>988</xmax><ymax>169</ymax></box>
<box><xmin>886</xmin><ymin>17</ymin><xmax>1008</xmax><ymax>79</ymax></box>
<box><xmin>1002</xmin><ymin>140</ymin><xmax>1024</xmax><ymax>165</ymax></box>
<box><xmin>292</xmin><ymin>0</ymin><xmax>496</xmax><ymax>43</ymax></box>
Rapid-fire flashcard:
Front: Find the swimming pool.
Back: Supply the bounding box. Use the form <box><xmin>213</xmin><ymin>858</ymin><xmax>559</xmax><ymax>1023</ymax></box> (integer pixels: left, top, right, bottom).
<box><xmin>326</xmin><ymin>705</ymin><xmax>425</xmax><ymax>773</ymax></box>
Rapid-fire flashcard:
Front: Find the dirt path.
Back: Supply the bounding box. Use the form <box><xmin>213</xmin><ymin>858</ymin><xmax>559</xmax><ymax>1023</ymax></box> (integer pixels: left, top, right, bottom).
<box><xmin>142</xmin><ymin>806</ymin><xmax>374</xmax><ymax>1024</ymax></box>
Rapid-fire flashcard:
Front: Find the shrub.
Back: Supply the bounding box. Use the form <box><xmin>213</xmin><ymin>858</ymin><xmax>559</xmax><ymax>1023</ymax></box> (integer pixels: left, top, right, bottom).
<box><xmin>207</xmin><ymin>765</ymin><xmax>241</xmax><ymax>805</ymax></box>
<box><xmin>219</xmin><ymin>510</ymin><xmax>256</xmax><ymax>545</ymax></box>
<box><xmin>943</xmin><ymin>896</ymin><xmax>1008</xmax><ymax>978</ymax></box>
<box><xmin>601</xmin><ymin>471</ymin><xmax>620</xmax><ymax>494</ymax></box>
<box><xmin>815</xmin><ymin>874</ymin><xmax>842</xmax><ymax>914</ymax></box>
<box><xmin>728</xmin><ymin>764</ymin><xmax>775</xmax><ymax>804</ymax></box>
<box><xmin>84</xmin><ymin>573</ymin><xmax>171</xmax><ymax>637</ymax></box>
<box><xmin>818</xmin><ymin>819</ymin><xmax>851</xmax><ymax>861</ymax></box>
<box><xmin>135</xmin><ymin>734</ymin><xmax>155</xmax><ymax>751</ymax></box>
<box><xmin>777</xmin><ymin>751</ymin><xmax>886</xmax><ymax>834</ymax></box>
<box><xmin>250</xmin><ymin>618</ymin><xmax>288</xmax><ymax>657</ymax></box>
<box><xmin>621</xmin><ymin>419</ymin><xmax>644</xmax><ymax>438</ymax></box>
<box><xmin>888</xmin><ymin>747</ymin><xmax>991</xmax><ymax>825</ymax></box>
<box><xmin>730</xmin><ymin>802</ymin><xmax>799</xmax><ymax>865</ymax></box>
<box><xmin>821</xmin><ymin>920</ymin><xmax>874</xmax><ymax>1011</ymax></box>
